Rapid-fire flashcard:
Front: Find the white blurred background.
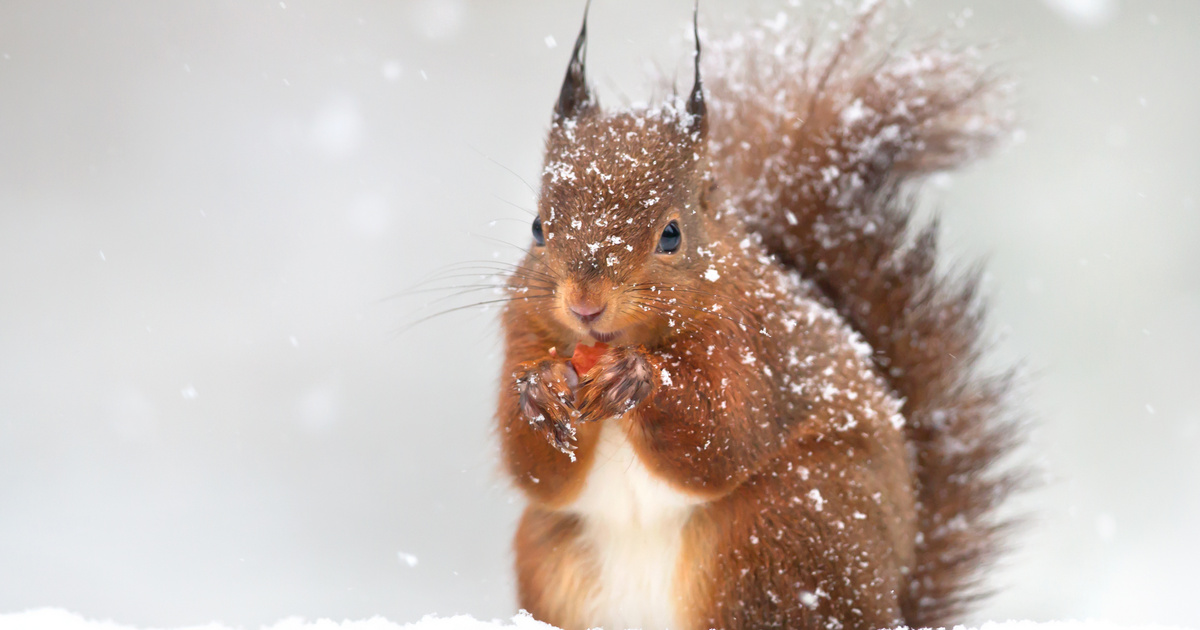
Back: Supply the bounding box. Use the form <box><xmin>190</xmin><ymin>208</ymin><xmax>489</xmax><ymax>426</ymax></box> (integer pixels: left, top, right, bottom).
<box><xmin>1</xmin><ymin>1</ymin><xmax>1197</xmax><ymax>628</ymax></box>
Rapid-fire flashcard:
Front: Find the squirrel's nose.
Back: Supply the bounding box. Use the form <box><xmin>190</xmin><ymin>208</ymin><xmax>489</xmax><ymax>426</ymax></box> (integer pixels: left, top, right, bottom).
<box><xmin>569</xmin><ymin>302</ymin><xmax>607</xmax><ymax>324</ymax></box>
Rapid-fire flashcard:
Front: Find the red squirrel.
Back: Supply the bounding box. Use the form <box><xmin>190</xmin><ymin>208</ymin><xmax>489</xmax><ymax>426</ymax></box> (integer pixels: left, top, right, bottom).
<box><xmin>495</xmin><ymin>5</ymin><xmax>1021</xmax><ymax>629</ymax></box>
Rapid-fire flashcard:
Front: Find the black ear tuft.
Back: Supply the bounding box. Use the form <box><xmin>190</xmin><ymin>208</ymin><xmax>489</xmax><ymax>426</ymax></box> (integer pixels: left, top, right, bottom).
<box><xmin>686</xmin><ymin>3</ymin><xmax>706</xmax><ymax>135</ymax></box>
<box><xmin>555</xmin><ymin>1</ymin><xmax>595</xmax><ymax>120</ymax></box>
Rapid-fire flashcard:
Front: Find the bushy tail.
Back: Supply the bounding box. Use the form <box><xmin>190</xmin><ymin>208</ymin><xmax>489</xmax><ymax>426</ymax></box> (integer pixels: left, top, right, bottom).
<box><xmin>707</xmin><ymin>6</ymin><xmax>1025</xmax><ymax>626</ymax></box>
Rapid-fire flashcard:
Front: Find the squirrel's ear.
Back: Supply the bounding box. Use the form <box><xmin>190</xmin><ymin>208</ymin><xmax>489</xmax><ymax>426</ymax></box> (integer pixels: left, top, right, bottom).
<box><xmin>685</xmin><ymin>4</ymin><xmax>707</xmax><ymax>137</ymax></box>
<box><xmin>554</xmin><ymin>1</ymin><xmax>596</xmax><ymax>121</ymax></box>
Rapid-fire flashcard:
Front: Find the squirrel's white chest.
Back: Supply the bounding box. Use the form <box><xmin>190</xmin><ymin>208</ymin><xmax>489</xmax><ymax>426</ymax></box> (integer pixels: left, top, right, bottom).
<box><xmin>568</xmin><ymin>420</ymin><xmax>704</xmax><ymax>630</ymax></box>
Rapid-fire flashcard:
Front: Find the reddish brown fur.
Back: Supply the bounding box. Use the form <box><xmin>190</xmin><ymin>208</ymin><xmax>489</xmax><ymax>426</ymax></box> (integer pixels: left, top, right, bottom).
<box><xmin>495</xmin><ymin>6</ymin><xmax>1021</xmax><ymax>630</ymax></box>
<box><xmin>705</xmin><ymin>9</ymin><xmax>1023</xmax><ymax>625</ymax></box>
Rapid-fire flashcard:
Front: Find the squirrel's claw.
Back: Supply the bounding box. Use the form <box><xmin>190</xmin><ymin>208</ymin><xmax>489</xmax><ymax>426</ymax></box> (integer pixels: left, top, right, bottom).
<box><xmin>515</xmin><ymin>359</ymin><xmax>580</xmax><ymax>457</ymax></box>
<box><xmin>577</xmin><ymin>346</ymin><xmax>655</xmax><ymax>422</ymax></box>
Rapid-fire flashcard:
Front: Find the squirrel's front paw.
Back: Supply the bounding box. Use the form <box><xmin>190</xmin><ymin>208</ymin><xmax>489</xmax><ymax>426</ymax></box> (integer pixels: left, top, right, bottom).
<box><xmin>576</xmin><ymin>346</ymin><xmax>656</xmax><ymax>422</ymax></box>
<box><xmin>514</xmin><ymin>359</ymin><xmax>580</xmax><ymax>457</ymax></box>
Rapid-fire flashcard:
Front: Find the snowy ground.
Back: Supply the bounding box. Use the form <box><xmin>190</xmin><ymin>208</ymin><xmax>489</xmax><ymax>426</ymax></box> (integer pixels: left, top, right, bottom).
<box><xmin>0</xmin><ymin>610</ymin><xmax>1195</xmax><ymax>630</ymax></box>
<box><xmin>0</xmin><ymin>609</ymin><xmax>556</xmax><ymax>630</ymax></box>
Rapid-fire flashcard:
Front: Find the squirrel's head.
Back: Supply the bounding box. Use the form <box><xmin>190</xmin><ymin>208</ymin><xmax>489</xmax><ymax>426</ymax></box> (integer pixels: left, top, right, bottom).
<box><xmin>512</xmin><ymin>6</ymin><xmax>726</xmax><ymax>349</ymax></box>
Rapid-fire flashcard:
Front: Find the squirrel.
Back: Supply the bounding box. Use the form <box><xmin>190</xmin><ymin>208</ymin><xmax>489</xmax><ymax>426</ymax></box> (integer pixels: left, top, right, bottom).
<box><xmin>493</xmin><ymin>4</ymin><xmax>1022</xmax><ymax>630</ymax></box>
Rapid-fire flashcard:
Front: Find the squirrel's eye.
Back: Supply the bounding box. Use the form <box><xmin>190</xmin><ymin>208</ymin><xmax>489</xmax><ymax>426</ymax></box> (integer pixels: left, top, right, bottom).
<box><xmin>532</xmin><ymin>216</ymin><xmax>545</xmax><ymax>246</ymax></box>
<box><xmin>657</xmin><ymin>220</ymin><xmax>682</xmax><ymax>254</ymax></box>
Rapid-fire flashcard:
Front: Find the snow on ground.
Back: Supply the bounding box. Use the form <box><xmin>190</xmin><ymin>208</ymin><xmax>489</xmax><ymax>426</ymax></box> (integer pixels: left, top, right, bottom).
<box><xmin>0</xmin><ymin>610</ymin><xmax>1195</xmax><ymax>630</ymax></box>
<box><xmin>0</xmin><ymin>609</ymin><xmax>555</xmax><ymax>630</ymax></box>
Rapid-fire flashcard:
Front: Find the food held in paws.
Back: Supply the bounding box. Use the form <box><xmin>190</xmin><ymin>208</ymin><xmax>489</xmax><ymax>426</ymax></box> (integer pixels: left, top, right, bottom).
<box><xmin>569</xmin><ymin>342</ymin><xmax>608</xmax><ymax>374</ymax></box>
